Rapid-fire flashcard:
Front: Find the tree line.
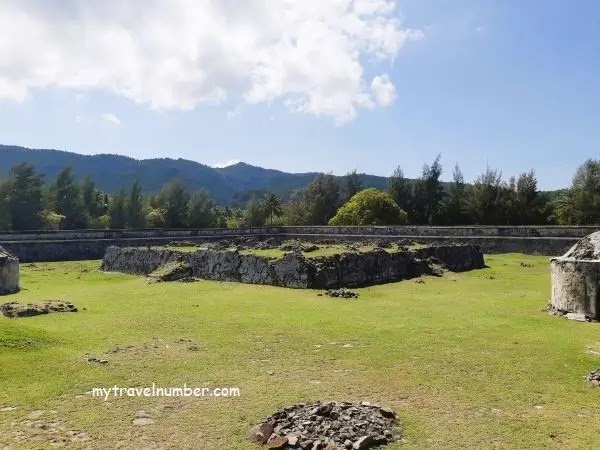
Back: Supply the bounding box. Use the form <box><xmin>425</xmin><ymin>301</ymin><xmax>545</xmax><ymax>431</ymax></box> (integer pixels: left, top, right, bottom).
<box><xmin>0</xmin><ymin>157</ymin><xmax>598</xmax><ymax>231</ymax></box>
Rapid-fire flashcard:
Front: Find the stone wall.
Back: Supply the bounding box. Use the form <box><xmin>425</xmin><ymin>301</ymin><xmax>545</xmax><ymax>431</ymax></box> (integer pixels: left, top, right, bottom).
<box><xmin>0</xmin><ymin>225</ymin><xmax>597</xmax><ymax>241</ymax></box>
<box><xmin>0</xmin><ymin>246</ymin><xmax>19</xmax><ymax>295</ymax></box>
<box><xmin>1</xmin><ymin>225</ymin><xmax>597</xmax><ymax>262</ymax></box>
<box><xmin>102</xmin><ymin>244</ymin><xmax>484</xmax><ymax>289</ymax></box>
<box><xmin>551</xmin><ymin>259</ymin><xmax>600</xmax><ymax>318</ymax></box>
<box><xmin>550</xmin><ymin>232</ymin><xmax>600</xmax><ymax>320</ymax></box>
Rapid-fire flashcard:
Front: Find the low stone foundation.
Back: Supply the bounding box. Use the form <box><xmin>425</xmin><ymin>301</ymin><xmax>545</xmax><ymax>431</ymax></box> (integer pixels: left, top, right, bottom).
<box><xmin>101</xmin><ymin>243</ymin><xmax>484</xmax><ymax>289</ymax></box>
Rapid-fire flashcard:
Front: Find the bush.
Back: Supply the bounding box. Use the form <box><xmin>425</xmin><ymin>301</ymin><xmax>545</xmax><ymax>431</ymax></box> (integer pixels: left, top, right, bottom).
<box><xmin>328</xmin><ymin>188</ymin><xmax>407</xmax><ymax>226</ymax></box>
<box><xmin>146</xmin><ymin>208</ymin><xmax>166</xmax><ymax>228</ymax></box>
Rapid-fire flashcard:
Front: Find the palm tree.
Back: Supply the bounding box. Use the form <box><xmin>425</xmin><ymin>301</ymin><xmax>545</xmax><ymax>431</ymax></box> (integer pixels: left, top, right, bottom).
<box><xmin>261</xmin><ymin>192</ymin><xmax>283</xmax><ymax>225</ymax></box>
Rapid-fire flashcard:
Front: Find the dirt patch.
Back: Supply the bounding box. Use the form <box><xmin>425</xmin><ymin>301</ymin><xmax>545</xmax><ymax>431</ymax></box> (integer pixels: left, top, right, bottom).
<box><xmin>104</xmin><ymin>338</ymin><xmax>203</xmax><ymax>358</ymax></box>
<box><xmin>1</xmin><ymin>409</ymin><xmax>90</xmax><ymax>447</ymax></box>
<box><xmin>1</xmin><ymin>301</ymin><xmax>77</xmax><ymax>318</ymax></box>
<box><xmin>249</xmin><ymin>401</ymin><xmax>398</xmax><ymax>449</ymax></box>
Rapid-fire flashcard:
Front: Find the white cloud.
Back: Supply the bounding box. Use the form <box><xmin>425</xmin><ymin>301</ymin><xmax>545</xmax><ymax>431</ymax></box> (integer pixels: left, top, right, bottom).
<box><xmin>75</xmin><ymin>115</ymin><xmax>84</xmax><ymax>124</ymax></box>
<box><xmin>371</xmin><ymin>74</ymin><xmax>396</xmax><ymax>106</ymax></box>
<box><xmin>102</xmin><ymin>113</ymin><xmax>121</xmax><ymax>126</ymax></box>
<box><xmin>0</xmin><ymin>0</ymin><xmax>422</xmax><ymax>123</ymax></box>
<box><xmin>211</xmin><ymin>159</ymin><xmax>241</xmax><ymax>168</ymax></box>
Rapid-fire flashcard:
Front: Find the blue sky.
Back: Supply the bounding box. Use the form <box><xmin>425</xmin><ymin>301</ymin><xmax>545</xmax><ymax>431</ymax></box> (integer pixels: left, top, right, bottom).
<box><xmin>0</xmin><ymin>0</ymin><xmax>598</xmax><ymax>189</ymax></box>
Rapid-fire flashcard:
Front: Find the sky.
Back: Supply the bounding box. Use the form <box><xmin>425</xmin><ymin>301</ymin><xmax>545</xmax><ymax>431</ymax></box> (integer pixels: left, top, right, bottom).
<box><xmin>0</xmin><ymin>0</ymin><xmax>599</xmax><ymax>190</ymax></box>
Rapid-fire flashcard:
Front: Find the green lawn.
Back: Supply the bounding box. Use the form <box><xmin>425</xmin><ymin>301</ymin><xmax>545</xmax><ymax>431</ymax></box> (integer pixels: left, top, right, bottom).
<box><xmin>1</xmin><ymin>254</ymin><xmax>600</xmax><ymax>449</ymax></box>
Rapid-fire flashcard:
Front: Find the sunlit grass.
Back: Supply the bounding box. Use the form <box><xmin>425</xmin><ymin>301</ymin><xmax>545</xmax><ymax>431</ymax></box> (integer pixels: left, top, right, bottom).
<box><xmin>1</xmin><ymin>255</ymin><xmax>600</xmax><ymax>448</ymax></box>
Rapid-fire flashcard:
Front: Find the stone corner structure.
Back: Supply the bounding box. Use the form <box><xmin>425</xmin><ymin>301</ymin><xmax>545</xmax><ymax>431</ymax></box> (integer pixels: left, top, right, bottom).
<box><xmin>550</xmin><ymin>231</ymin><xmax>600</xmax><ymax>320</ymax></box>
<box><xmin>0</xmin><ymin>246</ymin><xmax>19</xmax><ymax>295</ymax></box>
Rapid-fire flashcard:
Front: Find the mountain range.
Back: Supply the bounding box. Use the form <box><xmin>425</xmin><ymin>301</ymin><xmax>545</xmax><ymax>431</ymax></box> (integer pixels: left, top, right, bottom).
<box><xmin>0</xmin><ymin>145</ymin><xmax>389</xmax><ymax>204</ymax></box>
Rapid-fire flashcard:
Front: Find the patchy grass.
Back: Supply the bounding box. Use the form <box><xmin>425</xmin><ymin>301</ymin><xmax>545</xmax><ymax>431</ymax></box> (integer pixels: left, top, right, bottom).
<box><xmin>152</xmin><ymin>245</ymin><xmax>200</xmax><ymax>253</ymax></box>
<box><xmin>1</xmin><ymin>255</ymin><xmax>600</xmax><ymax>448</ymax></box>
<box><xmin>240</xmin><ymin>244</ymin><xmax>397</xmax><ymax>259</ymax></box>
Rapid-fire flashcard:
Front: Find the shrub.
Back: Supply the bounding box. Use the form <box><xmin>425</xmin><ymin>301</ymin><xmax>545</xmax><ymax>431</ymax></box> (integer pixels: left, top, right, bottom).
<box><xmin>328</xmin><ymin>188</ymin><xmax>407</xmax><ymax>226</ymax></box>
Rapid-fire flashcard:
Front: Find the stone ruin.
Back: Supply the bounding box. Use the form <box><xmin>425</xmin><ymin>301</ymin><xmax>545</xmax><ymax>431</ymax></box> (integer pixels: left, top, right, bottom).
<box><xmin>1</xmin><ymin>300</ymin><xmax>77</xmax><ymax>318</ymax></box>
<box><xmin>0</xmin><ymin>246</ymin><xmax>19</xmax><ymax>295</ymax></box>
<box><xmin>101</xmin><ymin>241</ymin><xmax>484</xmax><ymax>289</ymax></box>
<box><xmin>550</xmin><ymin>231</ymin><xmax>600</xmax><ymax>321</ymax></box>
<box><xmin>248</xmin><ymin>401</ymin><xmax>398</xmax><ymax>449</ymax></box>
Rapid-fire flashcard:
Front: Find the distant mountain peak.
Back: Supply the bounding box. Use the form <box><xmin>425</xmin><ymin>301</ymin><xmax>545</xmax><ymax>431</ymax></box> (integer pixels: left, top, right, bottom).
<box><xmin>0</xmin><ymin>144</ymin><xmax>390</xmax><ymax>204</ymax></box>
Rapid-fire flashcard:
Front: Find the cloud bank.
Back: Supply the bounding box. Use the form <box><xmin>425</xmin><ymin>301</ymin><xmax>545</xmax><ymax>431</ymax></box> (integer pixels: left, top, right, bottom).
<box><xmin>0</xmin><ymin>0</ymin><xmax>422</xmax><ymax>122</ymax></box>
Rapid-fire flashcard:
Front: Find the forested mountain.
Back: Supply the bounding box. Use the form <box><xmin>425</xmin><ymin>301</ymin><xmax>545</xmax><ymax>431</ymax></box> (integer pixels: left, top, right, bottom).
<box><xmin>0</xmin><ymin>145</ymin><xmax>389</xmax><ymax>204</ymax></box>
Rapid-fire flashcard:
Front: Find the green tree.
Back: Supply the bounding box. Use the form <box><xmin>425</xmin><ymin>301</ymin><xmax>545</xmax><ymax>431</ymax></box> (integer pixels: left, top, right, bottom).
<box><xmin>261</xmin><ymin>192</ymin><xmax>283</xmax><ymax>225</ymax></box>
<box><xmin>159</xmin><ymin>180</ymin><xmax>190</xmax><ymax>228</ymax></box>
<box><xmin>128</xmin><ymin>180</ymin><xmax>145</xmax><ymax>228</ymax></box>
<box><xmin>412</xmin><ymin>154</ymin><xmax>445</xmax><ymax>224</ymax></box>
<box><xmin>555</xmin><ymin>159</ymin><xmax>600</xmax><ymax>224</ymax></box>
<box><xmin>81</xmin><ymin>175</ymin><xmax>106</xmax><ymax>220</ymax></box>
<box><xmin>511</xmin><ymin>170</ymin><xmax>549</xmax><ymax>224</ymax></box>
<box><xmin>52</xmin><ymin>167</ymin><xmax>87</xmax><ymax>229</ymax></box>
<box><xmin>40</xmin><ymin>210</ymin><xmax>65</xmax><ymax>230</ymax></box>
<box><xmin>242</xmin><ymin>196</ymin><xmax>266</xmax><ymax>227</ymax></box>
<box><xmin>442</xmin><ymin>164</ymin><xmax>468</xmax><ymax>225</ymax></box>
<box><xmin>213</xmin><ymin>205</ymin><xmax>244</xmax><ymax>228</ymax></box>
<box><xmin>8</xmin><ymin>162</ymin><xmax>45</xmax><ymax>230</ymax></box>
<box><xmin>388</xmin><ymin>166</ymin><xmax>412</xmax><ymax>218</ymax></box>
<box><xmin>465</xmin><ymin>167</ymin><xmax>505</xmax><ymax>224</ymax></box>
<box><xmin>304</xmin><ymin>173</ymin><xmax>340</xmax><ymax>225</ymax></box>
<box><xmin>329</xmin><ymin>188</ymin><xmax>407</xmax><ymax>226</ymax></box>
<box><xmin>188</xmin><ymin>189</ymin><xmax>217</xmax><ymax>228</ymax></box>
<box><xmin>145</xmin><ymin>208</ymin><xmax>166</xmax><ymax>228</ymax></box>
<box><xmin>0</xmin><ymin>180</ymin><xmax>11</xmax><ymax>230</ymax></box>
<box><xmin>108</xmin><ymin>188</ymin><xmax>128</xmax><ymax>229</ymax></box>
<box><xmin>343</xmin><ymin>169</ymin><xmax>363</xmax><ymax>201</ymax></box>
<box><xmin>282</xmin><ymin>190</ymin><xmax>310</xmax><ymax>225</ymax></box>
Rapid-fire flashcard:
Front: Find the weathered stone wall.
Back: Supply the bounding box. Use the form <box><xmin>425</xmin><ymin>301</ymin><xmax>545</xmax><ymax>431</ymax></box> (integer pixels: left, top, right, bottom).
<box><xmin>0</xmin><ymin>225</ymin><xmax>597</xmax><ymax>241</ymax></box>
<box><xmin>1</xmin><ymin>225</ymin><xmax>596</xmax><ymax>262</ymax></box>
<box><xmin>102</xmin><ymin>244</ymin><xmax>484</xmax><ymax>289</ymax></box>
<box><xmin>551</xmin><ymin>259</ymin><xmax>600</xmax><ymax>318</ymax></box>
<box><xmin>0</xmin><ymin>246</ymin><xmax>19</xmax><ymax>295</ymax></box>
<box><xmin>550</xmin><ymin>232</ymin><xmax>600</xmax><ymax>320</ymax></box>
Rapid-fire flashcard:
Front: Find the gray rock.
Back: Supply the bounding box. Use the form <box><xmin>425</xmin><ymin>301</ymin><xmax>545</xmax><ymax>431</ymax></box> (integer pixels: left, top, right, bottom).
<box><xmin>352</xmin><ymin>436</ymin><xmax>374</xmax><ymax>449</ymax></box>
<box><xmin>1</xmin><ymin>300</ymin><xmax>77</xmax><ymax>318</ymax></box>
<box><xmin>132</xmin><ymin>417</ymin><xmax>154</xmax><ymax>426</ymax></box>
<box><xmin>248</xmin><ymin>421</ymin><xmax>275</xmax><ymax>444</ymax></box>
<box><xmin>565</xmin><ymin>312</ymin><xmax>588</xmax><ymax>322</ymax></box>
<box><xmin>250</xmin><ymin>401</ymin><xmax>397</xmax><ymax>449</ymax></box>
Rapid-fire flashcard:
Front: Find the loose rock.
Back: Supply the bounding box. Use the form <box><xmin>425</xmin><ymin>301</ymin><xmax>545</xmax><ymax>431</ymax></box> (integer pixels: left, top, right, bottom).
<box><xmin>324</xmin><ymin>289</ymin><xmax>359</xmax><ymax>299</ymax></box>
<box><xmin>250</xmin><ymin>401</ymin><xmax>398</xmax><ymax>449</ymax></box>
<box><xmin>249</xmin><ymin>421</ymin><xmax>275</xmax><ymax>444</ymax></box>
<box><xmin>586</xmin><ymin>369</ymin><xmax>600</xmax><ymax>386</ymax></box>
<box><xmin>0</xmin><ymin>300</ymin><xmax>77</xmax><ymax>318</ymax></box>
<box><xmin>132</xmin><ymin>410</ymin><xmax>154</xmax><ymax>426</ymax></box>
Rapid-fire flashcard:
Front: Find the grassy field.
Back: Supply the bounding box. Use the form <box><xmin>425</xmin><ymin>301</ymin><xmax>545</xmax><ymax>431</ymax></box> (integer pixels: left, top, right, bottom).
<box><xmin>1</xmin><ymin>254</ymin><xmax>600</xmax><ymax>448</ymax></box>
